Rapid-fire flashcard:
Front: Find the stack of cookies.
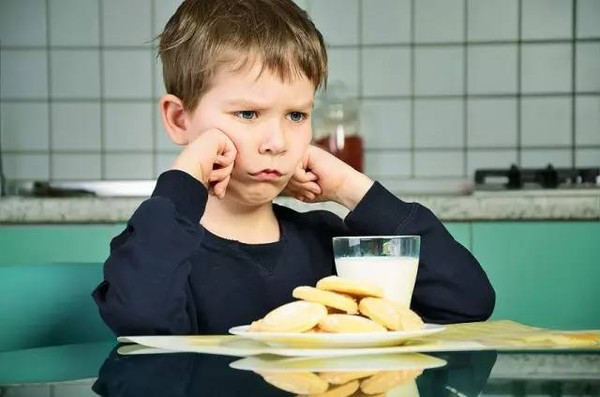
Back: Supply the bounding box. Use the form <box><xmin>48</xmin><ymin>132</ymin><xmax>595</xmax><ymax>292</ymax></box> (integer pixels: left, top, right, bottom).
<box><xmin>249</xmin><ymin>276</ymin><xmax>424</xmax><ymax>333</ymax></box>
<box><xmin>258</xmin><ymin>369</ymin><xmax>423</xmax><ymax>396</ymax></box>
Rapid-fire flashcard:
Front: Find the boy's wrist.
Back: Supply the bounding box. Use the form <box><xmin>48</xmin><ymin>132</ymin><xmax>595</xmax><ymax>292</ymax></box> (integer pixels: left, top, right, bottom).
<box><xmin>334</xmin><ymin>168</ymin><xmax>374</xmax><ymax>211</ymax></box>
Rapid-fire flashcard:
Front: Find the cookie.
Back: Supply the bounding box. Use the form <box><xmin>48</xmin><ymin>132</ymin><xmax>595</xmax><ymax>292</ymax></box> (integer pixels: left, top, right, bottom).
<box><xmin>259</xmin><ymin>372</ymin><xmax>328</xmax><ymax>394</ymax></box>
<box><xmin>316</xmin><ymin>276</ymin><xmax>384</xmax><ymax>299</ymax></box>
<box><xmin>251</xmin><ymin>301</ymin><xmax>328</xmax><ymax>333</ymax></box>
<box><xmin>318</xmin><ymin>314</ymin><xmax>387</xmax><ymax>333</ymax></box>
<box><xmin>293</xmin><ymin>286</ymin><xmax>359</xmax><ymax>314</ymax></box>
<box><xmin>318</xmin><ymin>371</ymin><xmax>377</xmax><ymax>385</ymax></box>
<box><xmin>307</xmin><ymin>380</ymin><xmax>359</xmax><ymax>397</ymax></box>
<box><xmin>360</xmin><ymin>370</ymin><xmax>421</xmax><ymax>394</ymax></box>
<box><xmin>358</xmin><ymin>297</ymin><xmax>424</xmax><ymax>331</ymax></box>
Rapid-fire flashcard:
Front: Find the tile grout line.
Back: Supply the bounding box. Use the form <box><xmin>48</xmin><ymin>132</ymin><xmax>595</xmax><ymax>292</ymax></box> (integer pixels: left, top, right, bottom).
<box><xmin>98</xmin><ymin>0</ymin><xmax>105</xmax><ymax>179</ymax></box>
<box><xmin>150</xmin><ymin>0</ymin><xmax>158</xmax><ymax>178</ymax></box>
<box><xmin>463</xmin><ymin>0</ymin><xmax>469</xmax><ymax>179</ymax></box>
<box><xmin>409</xmin><ymin>0</ymin><xmax>416</xmax><ymax>178</ymax></box>
<box><xmin>45</xmin><ymin>0</ymin><xmax>53</xmax><ymax>180</ymax></box>
<box><xmin>571</xmin><ymin>0</ymin><xmax>577</xmax><ymax>168</ymax></box>
<box><xmin>516</xmin><ymin>0</ymin><xmax>523</xmax><ymax>166</ymax></box>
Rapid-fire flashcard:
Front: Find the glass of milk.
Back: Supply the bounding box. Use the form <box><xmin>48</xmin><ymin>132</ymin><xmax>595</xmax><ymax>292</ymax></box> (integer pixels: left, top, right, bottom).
<box><xmin>332</xmin><ymin>236</ymin><xmax>420</xmax><ymax>307</ymax></box>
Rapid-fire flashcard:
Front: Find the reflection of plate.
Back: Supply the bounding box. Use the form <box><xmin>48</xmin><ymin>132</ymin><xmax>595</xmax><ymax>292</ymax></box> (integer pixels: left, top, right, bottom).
<box><xmin>228</xmin><ymin>324</ymin><xmax>445</xmax><ymax>348</ymax></box>
<box><xmin>230</xmin><ymin>352</ymin><xmax>447</xmax><ymax>372</ymax></box>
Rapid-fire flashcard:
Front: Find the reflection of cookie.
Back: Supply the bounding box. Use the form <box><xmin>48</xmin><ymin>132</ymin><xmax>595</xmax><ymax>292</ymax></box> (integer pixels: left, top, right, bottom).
<box><xmin>318</xmin><ymin>371</ymin><xmax>377</xmax><ymax>385</ymax></box>
<box><xmin>251</xmin><ymin>301</ymin><xmax>328</xmax><ymax>332</ymax></box>
<box><xmin>318</xmin><ymin>314</ymin><xmax>387</xmax><ymax>333</ymax></box>
<box><xmin>360</xmin><ymin>370</ymin><xmax>421</xmax><ymax>394</ymax></box>
<box><xmin>308</xmin><ymin>380</ymin><xmax>359</xmax><ymax>397</ymax></box>
<box><xmin>259</xmin><ymin>372</ymin><xmax>328</xmax><ymax>394</ymax></box>
<box><xmin>316</xmin><ymin>276</ymin><xmax>384</xmax><ymax>298</ymax></box>
<box><xmin>359</xmin><ymin>298</ymin><xmax>424</xmax><ymax>331</ymax></box>
<box><xmin>293</xmin><ymin>286</ymin><xmax>359</xmax><ymax>314</ymax></box>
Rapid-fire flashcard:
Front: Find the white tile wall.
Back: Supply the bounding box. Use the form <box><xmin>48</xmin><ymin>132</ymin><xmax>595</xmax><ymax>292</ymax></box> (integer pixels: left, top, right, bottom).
<box><xmin>326</xmin><ymin>49</ymin><xmax>360</xmax><ymax>97</ymax></box>
<box><xmin>415</xmin><ymin>150</ymin><xmax>464</xmax><ymax>177</ymax></box>
<box><xmin>521</xmin><ymin>97</ymin><xmax>572</xmax><ymax>147</ymax></box>
<box><xmin>577</xmin><ymin>0</ymin><xmax>600</xmax><ymax>38</ymax></box>
<box><xmin>1</xmin><ymin>103</ymin><xmax>49</xmax><ymax>150</ymax></box>
<box><xmin>103</xmin><ymin>50</ymin><xmax>153</xmax><ymax>99</ymax></box>
<box><xmin>415</xmin><ymin>99</ymin><xmax>463</xmax><ymax>148</ymax></box>
<box><xmin>50</xmin><ymin>50</ymin><xmax>100</xmax><ymax>98</ymax></box>
<box><xmin>415</xmin><ymin>47</ymin><xmax>464</xmax><ymax>95</ymax></box>
<box><xmin>521</xmin><ymin>149</ymin><xmax>572</xmax><ymax>167</ymax></box>
<box><xmin>155</xmin><ymin>151</ymin><xmax>179</xmax><ymax>178</ymax></box>
<box><xmin>467</xmin><ymin>149</ymin><xmax>518</xmax><ymax>176</ymax></box>
<box><xmin>361</xmin><ymin>0</ymin><xmax>411</xmax><ymax>44</ymax></box>
<box><xmin>0</xmin><ymin>0</ymin><xmax>47</xmax><ymax>46</ymax></box>
<box><xmin>153</xmin><ymin>0</ymin><xmax>184</xmax><ymax>36</ymax></box>
<box><xmin>521</xmin><ymin>0</ymin><xmax>573</xmax><ymax>40</ymax></box>
<box><xmin>104</xmin><ymin>153</ymin><xmax>153</xmax><ymax>180</ymax></box>
<box><xmin>102</xmin><ymin>0</ymin><xmax>152</xmax><ymax>46</ymax></box>
<box><xmin>467</xmin><ymin>45</ymin><xmax>517</xmax><ymax>94</ymax></box>
<box><xmin>104</xmin><ymin>103</ymin><xmax>153</xmax><ymax>151</ymax></box>
<box><xmin>361</xmin><ymin>48</ymin><xmax>410</xmax><ymax>97</ymax></box>
<box><xmin>52</xmin><ymin>154</ymin><xmax>101</xmax><ymax>180</ymax></box>
<box><xmin>575</xmin><ymin>96</ymin><xmax>600</xmax><ymax>146</ymax></box>
<box><xmin>360</xmin><ymin>100</ymin><xmax>411</xmax><ymax>149</ymax></box>
<box><xmin>309</xmin><ymin>0</ymin><xmax>359</xmax><ymax>46</ymax></box>
<box><xmin>576</xmin><ymin>43</ymin><xmax>600</xmax><ymax>93</ymax></box>
<box><xmin>49</xmin><ymin>0</ymin><xmax>99</xmax><ymax>46</ymax></box>
<box><xmin>521</xmin><ymin>44</ymin><xmax>572</xmax><ymax>93</ymax></box>
<box><xmin>4</xmin><ymin>154</ymin><xmax>49</xmax><ymax>179</ymax></box>
<box><xmin>467</xmin><ymin>98</ymin><xmax>517</xmax><ymax>148</ymax></box>
<box><xmin>365</xmin><ymin>152</ymin><xmax>411</xmax><ymax>177</ymax></box>
<box><xmin>1</xmin><ymin>0</ymin><xmax>599</xmax><ymax>184</ymax></box>
<box><xmin>467</xmin><ymin>0</ymin><xmax>518</xmax><ymax>41</ymax></box>
<box><xmin>0</xmin><ymin>50</ymin><xmax>48</xmax><ymax>99</ymax></box>
<box><xmin>415</xmin><ymin>0</ymin><xmax>464</xmax><ymax>43</ymax></box>
<box><xmin>576</xmin><ymin>149</ymin><xmax>600</xmax><ymax>167</ymax></box>
<box><xmin>51</xmin><ymin>103</ymin><xmax>101</xmax><ymax>150</ymax></box>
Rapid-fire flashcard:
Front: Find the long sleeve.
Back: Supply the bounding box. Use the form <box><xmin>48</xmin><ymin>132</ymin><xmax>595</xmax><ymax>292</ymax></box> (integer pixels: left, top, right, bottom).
<box><xmin>92</xmin><ymin>170</ymin><xmax>208</xmax><ymax>336</ymax></box>
<box><xmin>343</xmin><ymin>182</ymin><xmax>496</xmax><ymax>324</ymax></box>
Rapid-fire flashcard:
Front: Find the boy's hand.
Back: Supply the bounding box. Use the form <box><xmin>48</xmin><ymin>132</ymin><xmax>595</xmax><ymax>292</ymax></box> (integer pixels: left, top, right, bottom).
<box><xmin>283</xmin><ymin>145</ymin><xmax>373</xmax><ymax>210</ymax></box>
<box><xmin>171</xmin><ymin>128</ymin><xmax>237</xmax><ymax>199</ymax></box>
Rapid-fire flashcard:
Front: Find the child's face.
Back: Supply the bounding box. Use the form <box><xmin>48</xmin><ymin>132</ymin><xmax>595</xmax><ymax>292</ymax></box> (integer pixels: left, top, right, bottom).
<box><xmin>186</xmin><ymin>60</ymin><xmax>314</xmax><ymax>205</ymax></box>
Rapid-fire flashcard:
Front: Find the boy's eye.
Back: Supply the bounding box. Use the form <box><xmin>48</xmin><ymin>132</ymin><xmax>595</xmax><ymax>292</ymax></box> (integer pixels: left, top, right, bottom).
<box><xmin>287</xmin><ymin>112</ymin><xmax>307</xmax><ymax>122</ymax></box>
<box><xmin>235</xmin><ymin>111</ymin><xmax>257</xmax><ymax>120</ymax></box>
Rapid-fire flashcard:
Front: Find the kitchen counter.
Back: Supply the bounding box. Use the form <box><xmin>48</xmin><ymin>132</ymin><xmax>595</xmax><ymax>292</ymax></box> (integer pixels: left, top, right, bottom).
<box><xmin>1</xmin><ymin>190</ymin><xmax>599</xmax><ymax>223</ymax></box>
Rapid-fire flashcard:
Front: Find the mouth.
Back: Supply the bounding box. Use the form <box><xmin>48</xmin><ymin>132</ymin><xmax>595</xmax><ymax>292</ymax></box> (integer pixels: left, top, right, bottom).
<box><xmin>249</xmin><ymin>169</ymin><xmax>284</xmax><ymax>181</ymax></box>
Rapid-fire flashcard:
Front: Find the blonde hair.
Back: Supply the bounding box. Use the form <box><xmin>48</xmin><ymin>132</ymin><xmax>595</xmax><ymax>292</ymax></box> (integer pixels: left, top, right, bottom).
<box><xmin>158</xmin><ymin>0</ymin><xmax>328</xmax><ymax>112</ymax></box>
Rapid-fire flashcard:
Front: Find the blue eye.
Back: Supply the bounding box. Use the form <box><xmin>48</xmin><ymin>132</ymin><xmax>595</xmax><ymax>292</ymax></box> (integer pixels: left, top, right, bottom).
<box><xmin>287</xmin><ymin>112</ymin><xmax>306</xmax><ymax>122</ymax></box>
<box><xmin>236</xmin><ymin>111</ymin><xmax>257</xmax><ymax>120</ymax></box>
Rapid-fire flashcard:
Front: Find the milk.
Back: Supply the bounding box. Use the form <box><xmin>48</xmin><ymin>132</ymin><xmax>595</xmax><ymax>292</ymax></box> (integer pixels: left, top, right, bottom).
<box><xmin>334</xmin><ymin>256</ymin><xmax>419</xmax><ymax>307</ymax></box>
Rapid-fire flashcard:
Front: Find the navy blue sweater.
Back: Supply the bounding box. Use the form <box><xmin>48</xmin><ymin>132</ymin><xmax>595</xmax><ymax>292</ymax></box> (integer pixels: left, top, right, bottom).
<box><xmin>92</xmin><ymin>170</ymin><xmax>495</xmax><ymax>336</ymax></box>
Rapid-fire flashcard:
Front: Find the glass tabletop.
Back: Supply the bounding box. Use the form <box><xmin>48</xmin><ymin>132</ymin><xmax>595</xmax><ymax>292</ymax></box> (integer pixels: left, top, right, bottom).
<box><xmin>0</xmin><ymin>342</ymin><xmax>598</xmax><ymax>396</ymax></box>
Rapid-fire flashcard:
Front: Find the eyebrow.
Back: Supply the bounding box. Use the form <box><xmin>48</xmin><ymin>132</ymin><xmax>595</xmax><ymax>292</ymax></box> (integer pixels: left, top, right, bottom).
<box><xmin>225</xmin><ymin>99</ymin><xmax>314</xmax><ymax>110</ymax></box>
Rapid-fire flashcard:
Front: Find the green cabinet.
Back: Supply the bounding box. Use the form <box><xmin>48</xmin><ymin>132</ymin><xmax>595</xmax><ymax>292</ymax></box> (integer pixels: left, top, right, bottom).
<box><xmin>472</xmin><ymin>222</ymin><xmax>600</xmax><ymax>330</ymax></box>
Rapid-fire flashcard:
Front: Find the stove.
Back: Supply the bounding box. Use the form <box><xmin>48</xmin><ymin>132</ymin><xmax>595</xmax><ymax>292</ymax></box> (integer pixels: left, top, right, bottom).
<box><xmin>474</xmin><ymin>164</ymin><xmax>600</xmax><ymax>191</ymax></box>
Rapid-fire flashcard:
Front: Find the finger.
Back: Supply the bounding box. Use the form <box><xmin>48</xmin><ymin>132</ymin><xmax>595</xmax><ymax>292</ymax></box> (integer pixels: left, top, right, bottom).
<box><xmin>293</xmin><ymin>167</ymin><xmax>316</xmax><ymax>183</ymax></box>
<box><xmin>214</xmin><ymin>175</ymin><xmax>230</xmax><ymax>199</ymax></box>
<box><xmin>210</xmin><ymin>163</ymin><xmax>234</xmax><ymax>181</ymax></box>
<box><xmin>304</xmin><ymin>192</ymin><xmax>316</xmax><ymax>201</ymax></box>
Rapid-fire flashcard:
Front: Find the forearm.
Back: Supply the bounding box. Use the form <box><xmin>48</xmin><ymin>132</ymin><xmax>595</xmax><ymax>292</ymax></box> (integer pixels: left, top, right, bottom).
<box><xmin>333</xmin><ymin>168</ymin><xmax>374</xmax><ymax>211</ymax></box>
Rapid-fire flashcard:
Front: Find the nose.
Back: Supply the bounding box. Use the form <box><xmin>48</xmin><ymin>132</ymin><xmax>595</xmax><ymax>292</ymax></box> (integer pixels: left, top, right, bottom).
<box><xmin>259</xmin><ymin>120</ymin><xmax>286</xmax><ymax>155</ymax></box>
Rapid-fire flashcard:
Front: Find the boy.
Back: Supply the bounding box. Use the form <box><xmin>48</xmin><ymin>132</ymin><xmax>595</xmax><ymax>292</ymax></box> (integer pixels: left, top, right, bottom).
<box><xmin>92</xmin><ymin>0</ymin><xmax>495</xmax><ymax>336</ymax></box>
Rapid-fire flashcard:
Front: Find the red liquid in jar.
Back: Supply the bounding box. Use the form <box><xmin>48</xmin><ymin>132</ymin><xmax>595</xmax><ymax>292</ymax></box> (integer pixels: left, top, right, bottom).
<box><xmin>314</xmin><ymin>134</ymin><xmax>364</xmax><ymax>172</ymax></box>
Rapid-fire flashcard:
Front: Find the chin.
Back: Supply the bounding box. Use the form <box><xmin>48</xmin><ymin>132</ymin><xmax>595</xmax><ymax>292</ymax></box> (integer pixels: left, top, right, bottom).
<box><xmin>228</xmin><ymin>181</ymin><xmax>284</xmax><ymax>206</ymax></box>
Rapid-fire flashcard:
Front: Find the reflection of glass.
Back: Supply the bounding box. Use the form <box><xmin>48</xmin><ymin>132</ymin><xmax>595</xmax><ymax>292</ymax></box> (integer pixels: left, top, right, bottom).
<box><xmin>313</xmin><ymin>82</ymin><xmax>364</xmax><ymax>172</ymax></box>
<box><xmin>231</xmin><ymin>353</ymin><xmax>446</xmax><ymax>396</ymax></box>
<box><xmin>333</xmin><ymin>236</ymin><xmax>421</xmax><ymax>307</ymax></box>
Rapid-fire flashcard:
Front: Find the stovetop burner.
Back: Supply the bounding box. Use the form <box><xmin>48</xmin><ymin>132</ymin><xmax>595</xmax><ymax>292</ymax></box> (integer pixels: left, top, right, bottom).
<box><xmin>474</xmin><ymin>164</ymin><xmax>600</xmax><ymax>191</ymax></box>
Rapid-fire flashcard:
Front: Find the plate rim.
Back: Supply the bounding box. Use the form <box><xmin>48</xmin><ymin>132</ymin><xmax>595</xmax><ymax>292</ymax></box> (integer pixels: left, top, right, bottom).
<box><xmin>228</xmin><ymin>323</ymin><xmax>445</xmax><ymax>340</ymax></box>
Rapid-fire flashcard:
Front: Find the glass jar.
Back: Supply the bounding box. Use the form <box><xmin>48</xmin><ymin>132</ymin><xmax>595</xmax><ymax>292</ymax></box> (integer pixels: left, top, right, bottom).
<box><xmin>312</xmin><ymin>83</ymin><xmax>364</xmax><ymax>172</ymax></box>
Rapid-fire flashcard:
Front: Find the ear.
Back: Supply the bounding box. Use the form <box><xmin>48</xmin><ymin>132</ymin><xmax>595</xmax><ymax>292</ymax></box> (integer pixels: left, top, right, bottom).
<box><xmin>159</xmin><ymin>94</ymin><xmax>192</xmax><ymax>145</ymax></box>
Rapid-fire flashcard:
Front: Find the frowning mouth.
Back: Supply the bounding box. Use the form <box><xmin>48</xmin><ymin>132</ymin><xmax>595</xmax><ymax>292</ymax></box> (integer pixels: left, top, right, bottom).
<box><xmin>249</xmin><ymin>169</ymin><xmax>284</xmax><ymax>181</ymax></box>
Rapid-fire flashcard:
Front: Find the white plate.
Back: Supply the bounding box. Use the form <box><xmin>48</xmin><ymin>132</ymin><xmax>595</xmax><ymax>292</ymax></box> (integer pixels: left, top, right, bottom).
<box><xmin>228</xmin><ymin>324</ymin><xmax>445</xmax><ymax>348</ymax></box>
